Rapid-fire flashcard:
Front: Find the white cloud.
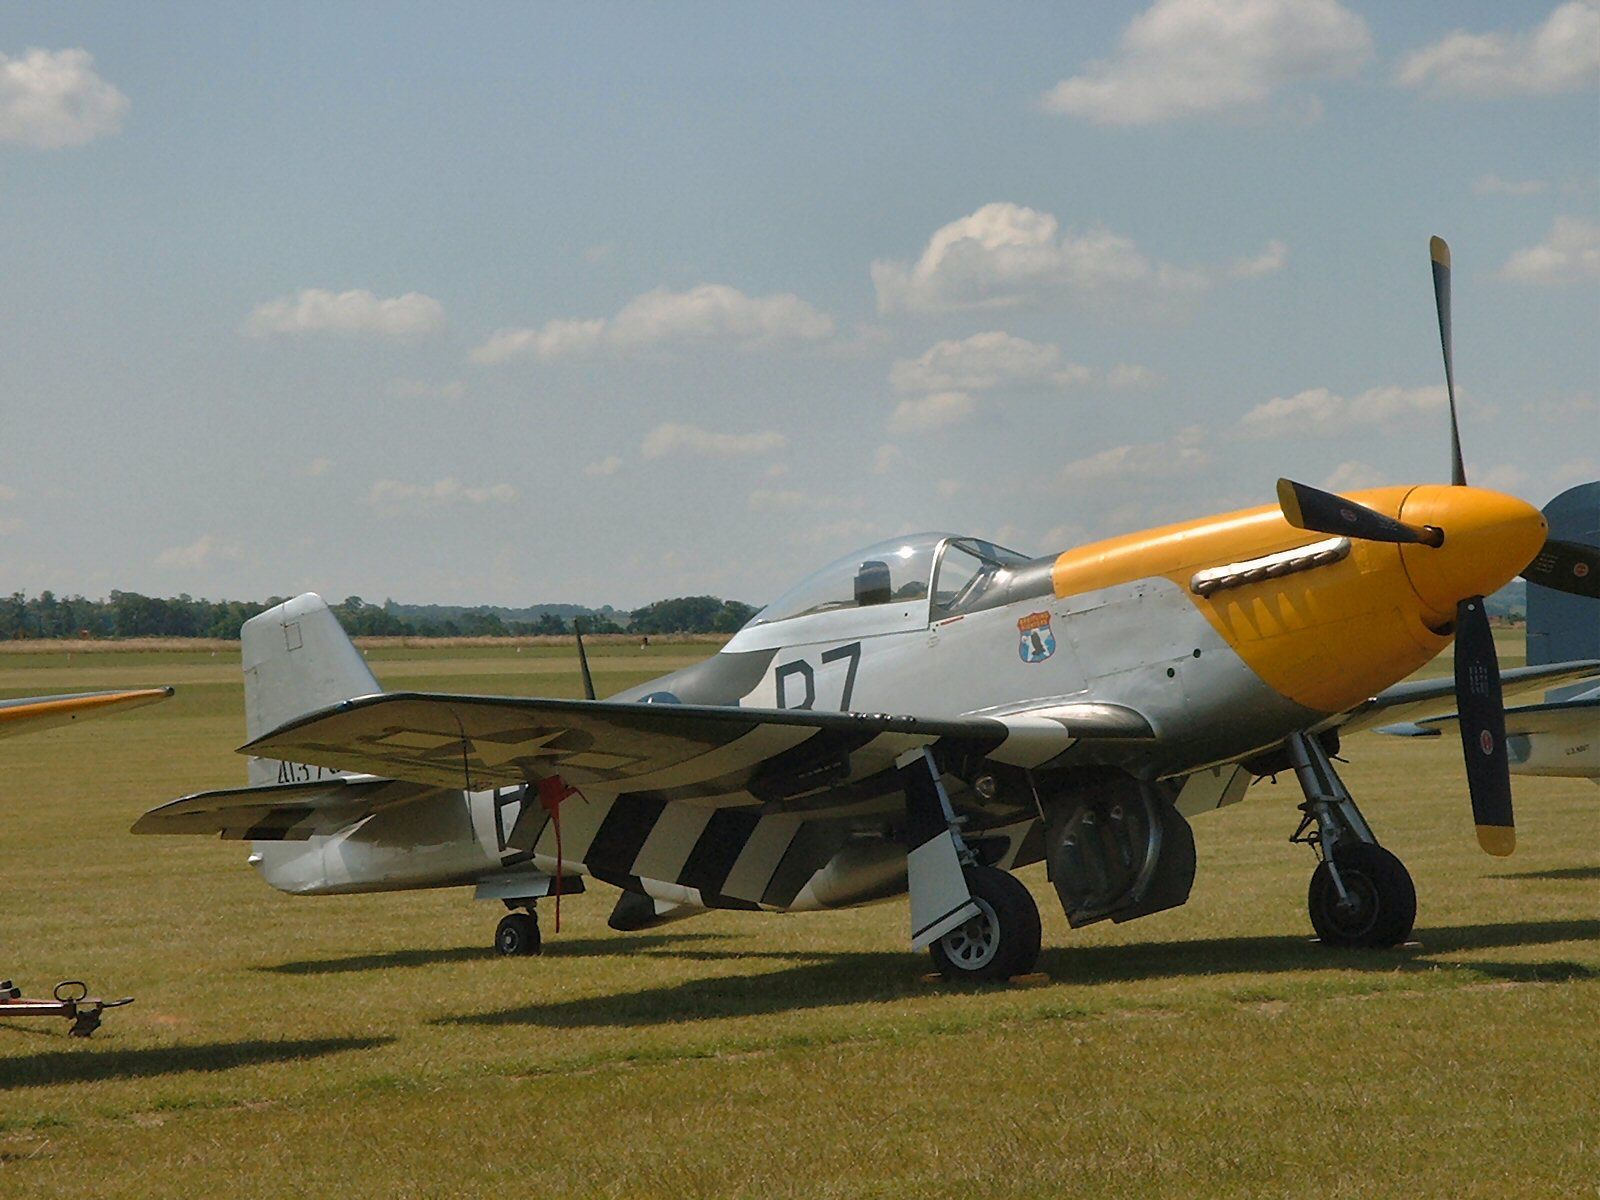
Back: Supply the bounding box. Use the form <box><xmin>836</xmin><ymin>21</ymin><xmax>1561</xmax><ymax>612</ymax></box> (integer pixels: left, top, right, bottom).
<box><xmin>872</xmin><ymin>445</ymin><xmax>903</xmax><ymax>474</ymax></box>
<box><xmin>0</xmin><ymin>48</ymin><xmax>128</xmax><ymax>148</ymax></box>
<box><xmin>470</xmin><ymin>284</ymin><xmax>834</xmax><ymax>364</ymax></box>
<box><xmin>1238</xmin><ymin>384</ymin><xmax>1448</xmax><ymax>438</ymax></box>
<box><xmin>890</xmin><ymin>331</ymin><xmax>1090</xmax><ymax>393</ymax></box>
<box><xmin>888</xmin><ymin>391</ymin><xmax>977</xmax><ymax>433</ymax></box>
<box><xmin>1229</xmin><ymin>238</ymin><xmax>1289</xmax><ymax>278</ymax></box>
<box><xmin>640</xmin><ymin>423</ymin><xmax>787</xmax><ymax>459</ymax></box>
<box><xmin>1041</xmin><ymin>0</ymin><xmax>1371</xmax><ymax>125</ymax></box>
<box><xmin>1498</xmin><ymin>215</ymin><xmax>1600</xmax><ymax>284</ymax></box>
<box><xmin>244</xmin><ymin>289</ymin><xmax>446</xmax><ymax>338</ymax></box>
<box><xmin>1397</xmin><ymin>2</ymin><xmax>1600</xmax><ymax>97</ymax></box>
<box><xmin>156</xmin><ymin>534</ymin><xmax>243</xmax><ymax>568</ymax></box>
<box><xmin>387</xmin><ymin>378</ymin><xmax>466</xmax><ymax>401</ymax></box>
<box><xmin>1105</xmin><ymin>363</ymin><xmax>1166</xmax><ymax>389</ymax></box>
<box><xmin>1320</xmin><ymin>461</ymin><xmax>1388</xmax><ymax>491</ymax></box>
<box><xmin>872</xmin><ymin>202</ymin><xmax>1208</xmax><ymax>313</ymax></box>
<box><xmin>583</xmin><ymin>455</ymin><xmax>623</xmax><ymax>477</ymax></box>
<box><xmin>366</xmin><ymin>478</ymin><xmax>516</xmax><ymax>514</ymax></box>
<box><xmin>1057</xmin><ymin>428</ymin><xmax>1211</xmax><ymax>488</ymax></box>
<box><xmin>1473</xmin><ymin>173</ymin><xmax>1549</xmax><ymax>196</ymax></box>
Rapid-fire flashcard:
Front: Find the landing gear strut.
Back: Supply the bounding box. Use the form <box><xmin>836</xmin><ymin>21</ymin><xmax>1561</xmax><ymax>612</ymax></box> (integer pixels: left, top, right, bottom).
<box><xmin>495</xmin><ymin>905</ymin><xmax>542</xmax><ymax>956</ymax></box>
<box><xmin>1285</xmin><ymin>732</ymin><xmax>1416</xmax><ymax>948</ymax></box>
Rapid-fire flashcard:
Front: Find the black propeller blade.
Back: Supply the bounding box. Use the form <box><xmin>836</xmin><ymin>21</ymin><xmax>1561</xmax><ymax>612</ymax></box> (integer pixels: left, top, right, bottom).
<box><xmin>1521</xmin><ymin>537</ymin><xmax>1600</xmax><ymax>600</ymax></box>
<box><xmin>1431</xmin><ymin>235</ymin><xmax>1514</xmax><ymax>853</ymax></box>
<box><xmin>1451</xmin><ymin>596</ymin><xmax>1514</xmax><ymax>856</ymax></box>
<box><xmin>573</xmin><ymin>617</ymin><xmax>596</xmax><ymax>701</ymax></box>
<box><xmin>1276</xmin><ymin>478</ymin><xmax>1441</xmax><ymax>545</ymax></box>
<box><xmin>1431</xmin><ymin>236</ymin><xmax>1467</xmax><ymax>488</ymax></box>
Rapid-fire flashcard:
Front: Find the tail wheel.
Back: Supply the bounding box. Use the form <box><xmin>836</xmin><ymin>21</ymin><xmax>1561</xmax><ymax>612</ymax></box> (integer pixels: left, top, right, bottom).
<box><xmin>495</xmin><ymin>912</ymin><xmax>542</xmax><ymax>957</ymax></box>
<box><xmin>929</xmin><ymin>864</ymin><xmax>1041</xmax><ymax>982</ymax></box>
<box><xmin>1308</xmin><ymin>843</ymin><xmax>1416</xmax><ymax>948</ymax></box>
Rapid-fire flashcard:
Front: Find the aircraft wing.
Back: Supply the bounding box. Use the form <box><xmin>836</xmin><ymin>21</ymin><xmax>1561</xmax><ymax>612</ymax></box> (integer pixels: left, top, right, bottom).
<box><xmin>242</xmin><ymin>691</ymin><xmax>1155</xmax><ymax>801</ymax></box>
<box><xmin>1381</xmin><ymin>694</ymin><xmax>1600</xmax><ymax>740</ymax></box>
<box><xmin>0</xmin><ymin>687</ymin><xmax>173</xmax><ymax>741</ymax></box>
<box><xmin>1329</xmin><ymin>660</ymin><xmax>1600</xmax><ymax>736</ymax></box>
<box><xmin>132</xmin><ymin>775</ymin><xmax>438</xmax><ymax>839</ymax></box>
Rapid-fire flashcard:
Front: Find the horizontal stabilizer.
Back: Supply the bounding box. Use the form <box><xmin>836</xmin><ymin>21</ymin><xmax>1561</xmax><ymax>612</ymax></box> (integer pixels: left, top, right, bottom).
<box><xmin>133</xmin><ymin>775</ymin><xmax>435</xmax><ymax>840</ymax></box>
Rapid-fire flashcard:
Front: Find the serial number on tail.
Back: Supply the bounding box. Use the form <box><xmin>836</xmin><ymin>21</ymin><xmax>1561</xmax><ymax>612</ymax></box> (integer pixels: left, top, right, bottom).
<box><xmin>276</xmin><ymin>761</ymin><xmax>340</xmax><ymax>784</ymax></box>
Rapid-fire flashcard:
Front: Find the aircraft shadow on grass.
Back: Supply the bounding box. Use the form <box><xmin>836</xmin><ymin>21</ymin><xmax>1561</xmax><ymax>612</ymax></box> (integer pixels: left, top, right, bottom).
<box><xmin>434</xmin><ymin>917</ymin><xmax>1600</xmax><ymax>1030</ymax></box>
<box><xmin>259</xmin><ymin>931</ymin><xmax>734</xmax><ymax>975</ymax></box>
<box><xmin>1486</xmin><ymin>866</ymin><xmax>1600</xmax><ymax>882</ymax></box>
<box><xmin>0</xmin><ymin>1036</ymin><xmax>392</xmax><ymax>1090</ymax></box>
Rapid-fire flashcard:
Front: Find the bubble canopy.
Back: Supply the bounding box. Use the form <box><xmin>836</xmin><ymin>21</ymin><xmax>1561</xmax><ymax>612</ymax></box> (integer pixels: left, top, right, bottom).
<box><xmin>748</xmin><ymin>533</ymin><xmax>1030</xmax><ymax>627</ymax></box>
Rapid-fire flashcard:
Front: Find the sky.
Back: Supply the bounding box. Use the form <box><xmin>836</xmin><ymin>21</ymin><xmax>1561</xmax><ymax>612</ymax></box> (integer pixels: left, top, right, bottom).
<box><xmin>1</xmin><ymin>1</ymin><xmax>1597</xmax><ymax>610</ymax></box>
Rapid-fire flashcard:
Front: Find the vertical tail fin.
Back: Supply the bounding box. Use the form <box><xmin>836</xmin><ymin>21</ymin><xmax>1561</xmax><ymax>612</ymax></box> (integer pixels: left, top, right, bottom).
<box><xmin>1526</xmin><ymin>483</ymin><xmax>1599</xmax><ymax>701</ymax></box>
<box><xmin>242</xmin><ymin>594</ymin><xmax>381</xmax><ymax>784</ymax></box>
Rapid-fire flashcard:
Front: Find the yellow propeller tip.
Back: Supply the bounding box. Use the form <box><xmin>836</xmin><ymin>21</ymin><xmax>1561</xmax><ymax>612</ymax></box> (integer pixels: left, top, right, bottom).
<box><xmin>1430</xmin><ymin>236</ymin><xmax>1451</xmax><ymax>267</ymax></box>
<box><xmin>1475</xmin><ymin>825</ymin><xmax>1515</xmax><ymax>857</ymax></box>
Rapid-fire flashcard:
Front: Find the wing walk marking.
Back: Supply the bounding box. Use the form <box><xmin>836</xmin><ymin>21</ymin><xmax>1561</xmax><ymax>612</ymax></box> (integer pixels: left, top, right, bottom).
<box><xmin>721</xmin><ymin>813</ymin><xmax>804</xmax><ymax>904</ymax></box>
<box><xmin>608</xmin><ymin>723</ymin><xmax>820</xmax><ymax>792</ymax></box>
<box><xmin>630</xmin><ymin>803</ymin><xmax>716</xmax><ymax>883</ymax></box>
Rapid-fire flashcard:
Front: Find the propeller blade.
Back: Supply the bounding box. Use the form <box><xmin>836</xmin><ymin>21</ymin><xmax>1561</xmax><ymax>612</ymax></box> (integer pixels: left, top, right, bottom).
<box><xmin>573</xmin><ymin>618</ymin><xmax>596</xmax><ymax>701</ymax></box>
<box><xmin>1276</xmin><ymin>478</ymin><xmax>1440</xmax><ymax>545</ymax></box>
<box><xmin>1521</xmin><ymin>537</ymin><xmax>1600</xmax><ymax>600</ymax></box>
<box><xmin>1430</xmin><ymin>236</ymin><xmax>1467</xmax><ymax>487</ymax></box>
<box><xmin>1452</xmin><ymin>595</ymin><xmax>1514</xmax><ymax>856</ymax></box>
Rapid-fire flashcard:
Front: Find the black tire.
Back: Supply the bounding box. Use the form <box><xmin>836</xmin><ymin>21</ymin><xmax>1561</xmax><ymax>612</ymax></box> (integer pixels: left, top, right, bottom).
<box><xmin>928</xmin><ymin>865</ymin><xmax>1042</xmax><ymax>982</ymax></box>
<box><xmin>1308</xmin><ymin>843</ymin><xmax>1416</xmax><ymax>948</ymax></box>
<box><xmin>495</xmin><ymin>912</ymin><xmax>542</xmax><ymax>957</ymax></box>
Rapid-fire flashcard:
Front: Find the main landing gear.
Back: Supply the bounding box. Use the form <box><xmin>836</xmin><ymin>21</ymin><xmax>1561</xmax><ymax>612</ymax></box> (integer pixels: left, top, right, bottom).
<box><xmin>928</xmin><ymin>864</ymin><xmax>1042</xmax><ymax>982</ymax></box>
<box><xmin>900</xmin><ymin>747</ymin><xmax>1041</xmax><ymax>983</ymax></box>
<box><xmin>495</xmin><ymin>904</ymin><xmax>542</xmax><ymax>956</ymax></box>
<box><xmin>1285</xmin><ymin>732</ymin><xmax>1416</xmax><ymax>948</ymax></box>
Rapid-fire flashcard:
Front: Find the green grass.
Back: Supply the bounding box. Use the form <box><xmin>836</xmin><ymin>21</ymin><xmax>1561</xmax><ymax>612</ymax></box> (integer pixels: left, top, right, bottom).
<box><xmin>1</xmin><ymin>642</ymin><xmax>1596</xmax><ymax>1198</ymax></box>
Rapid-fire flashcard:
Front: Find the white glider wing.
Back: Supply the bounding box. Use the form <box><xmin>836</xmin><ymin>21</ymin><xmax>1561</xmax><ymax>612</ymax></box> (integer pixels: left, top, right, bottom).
<box><xmin>0</xmin><ymin>687</ymin><xmax>173</xmax><ymax>741</ymax></box>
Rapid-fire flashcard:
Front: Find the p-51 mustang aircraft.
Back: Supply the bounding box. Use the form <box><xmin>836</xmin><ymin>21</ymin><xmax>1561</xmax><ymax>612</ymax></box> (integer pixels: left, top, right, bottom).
<box><xmin>137</xmin><ymin>239</ymin><xmax>1600</xmax><ymax>980</ymax></box>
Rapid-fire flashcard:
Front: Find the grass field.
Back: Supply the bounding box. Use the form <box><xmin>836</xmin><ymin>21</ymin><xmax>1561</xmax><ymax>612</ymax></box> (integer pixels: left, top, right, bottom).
<box><xmin>1</xmin><ymin>637</ymin><xmax>1596</xmax><ymax>1198</ymax></box>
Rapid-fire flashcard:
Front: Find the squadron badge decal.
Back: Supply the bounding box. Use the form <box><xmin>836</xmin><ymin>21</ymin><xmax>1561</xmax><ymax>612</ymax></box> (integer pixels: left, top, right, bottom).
<box><xmin>1017</xmin><ymin>611</ymin><xmax>1056</xmax><ymax>664</ymax></box>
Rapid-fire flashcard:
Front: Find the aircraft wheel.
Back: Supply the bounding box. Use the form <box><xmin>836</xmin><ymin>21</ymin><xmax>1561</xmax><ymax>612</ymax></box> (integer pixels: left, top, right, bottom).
<box><xmin>929</xmin><ymin>864</ymin><xmax>1041</xmax><ymax>982</ymax></box>
<box><xmin>495</xmin><ymin>912</ymin><xmax>542</xmax><ymax>957</ymax></box>
<box><xmin>1308</xmin><ymin>844</ymin><xmax>1416</xmax><ymax>948</ymax></box>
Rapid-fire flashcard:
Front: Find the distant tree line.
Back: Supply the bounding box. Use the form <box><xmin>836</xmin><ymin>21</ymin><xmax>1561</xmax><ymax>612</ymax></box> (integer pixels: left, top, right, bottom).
<box><xmin>0</xmin><ymin>590</ymin><xmax>756</xmax><ymax>640</ymax></box>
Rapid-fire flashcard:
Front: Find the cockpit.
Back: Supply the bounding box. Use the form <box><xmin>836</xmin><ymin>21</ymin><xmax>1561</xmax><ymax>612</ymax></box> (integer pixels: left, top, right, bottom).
<box><xmin>747</xmin><ymin>533</ymin><xmax>1035</xmax><ymax>628</ymax></box>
